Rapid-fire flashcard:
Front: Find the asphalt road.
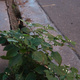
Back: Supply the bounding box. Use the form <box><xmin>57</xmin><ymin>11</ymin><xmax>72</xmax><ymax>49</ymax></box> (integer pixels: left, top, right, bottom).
<box><xmin>37</xmin><ymin>0</ymin><xmax>80</xmax><ymax>57</ymax></box>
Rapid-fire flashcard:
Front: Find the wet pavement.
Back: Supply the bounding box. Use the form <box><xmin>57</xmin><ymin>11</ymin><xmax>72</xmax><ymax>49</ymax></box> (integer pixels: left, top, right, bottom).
<box><xmin>0</xmin><ymin>1</ymin><xmax>10</xmax><ymax>73</ymax></box>
<box><xmin>15</xmin><ymin>0</ymin><xmax>80</xmax><ymax>72</ymax></box>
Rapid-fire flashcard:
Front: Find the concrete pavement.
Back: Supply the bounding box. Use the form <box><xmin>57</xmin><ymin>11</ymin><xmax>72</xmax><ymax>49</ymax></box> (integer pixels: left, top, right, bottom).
<box><xmin>36</xmin><ymin>0</ymin><xmax>80</xmax><ymax>57</ymax></box>
<box><xmin>14</xmin><ymin>0</ymin><xmax>80</xmax><ymax>72</ymax></box>
<box><xmin>0</xmin><ymin>1</ymin><xmax>10</xmax><ymax>73</ymax></box>
<box><xmin>0</xmin><ymin>0</ymin><xmax>80</xmax><ymax>73</ymax></box>
<box><xmin>0</xmin><ymin>1</ymin><xmax>10</xmax><ymax>31</ymax></box>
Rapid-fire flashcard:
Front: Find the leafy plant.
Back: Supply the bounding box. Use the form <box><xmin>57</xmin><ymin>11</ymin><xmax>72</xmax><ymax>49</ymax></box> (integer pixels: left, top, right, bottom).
<box><xmin>0</xmin><ymin>22</ymin><xmax>80</xmax><ymax>80</ymax></box>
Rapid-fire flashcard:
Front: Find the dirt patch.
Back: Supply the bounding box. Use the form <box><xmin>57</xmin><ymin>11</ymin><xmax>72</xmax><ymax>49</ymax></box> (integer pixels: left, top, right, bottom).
<box><xmin>5</xmin><ymin>0</ymin><xmax>21</xmax><ymax>30</ymax></box>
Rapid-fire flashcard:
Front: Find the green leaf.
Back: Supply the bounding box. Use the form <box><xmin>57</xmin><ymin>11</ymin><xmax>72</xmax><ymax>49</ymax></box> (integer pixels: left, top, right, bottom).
<box><xmin>34</xmin><ymin>65</ymin><xmax>46</xmax><ymax>74</ymax></box>
<box><xmin>2</xmin><ymin>74</ymin><xmax>8</xmax><ymax>80</ymax></box>
<box><xmin>51</xmin><ymin>51</ymin><xmax>62</xmax><ymax>65</ymax></box>
<box><xmin>12</xmin><ymin>4</ymin><xmax>16</xmax><ymax>9</ymax></box>
<box><xmin>15</xmin><ymin>74</ymin><xmax>24</xmax><ymax>80</ymax></box>
<box><xmin>65</xmin><ymin>36</ymin><xmax>69</xmax><ymax>40</ymax></box>
<box><xmin>6</xmin><ymin>47</ymin><xmax>19</xmax><ymax>57</ymax></box>
<box><xmin>41</xmin><ymin>42</ymin><xmax>51</xmax><ymax>50</ymax></box>
<box><xmin>0</xmin><ymin>56</ymin><xmax>11</xmax><ymax>60</ymax></box>
<box><xmin>25</xmin><ymin>72</ymin><xmax>36</xmax><ymax>80</ymax></box>
<box><xmin>24</xmin><ymin>36</ymin><xmax>30</xmax><ymax>45</ymax></box>
<box><xmin>32</xmin><ymin>51</ymin><xmax>48</xmax><ymax>64</ymax></box>
<box><xmin>55</xmin><ymin>66</ymin><xmax>66</xmax><ymax>76</ymax></box>
<box><xmin>9</xmin><ymin>30</ymin><xmax>23</xmax><ymax>40</ymax></box>
<box><xmin>4</xmin><ymin>44</ymin><xmax>19</xmax><ymax>58</ymax></box>
<box><xmin>47</xmin><ymin>25</ymin><xmax>56</xmax><ymax>31</ymax></box>
<box><xmin>44</xmin><ymin>70</ymin><xmax>58</xmax><ymax>80</ymax></box>
<box><xmin>32</xmin><ymin>23</ymin><xmax>44</xmax><ymax>27</ymax></box>
<box><xmin>48</xmin><ymin>63</ymin><xmax>57</xmax><ymax>70</ymax></box>
<box><xmin>30</xmin><ymin>38</ymin><xmax>42</xmax><ymax>46</ymax></box>
<box><xmin>66</xmin><ymin>73</ymin><xmax>74</xmax><ymax>80</ymax></box>
<box><xmin>0</xmin><ymin>37</ymin><xmax>6</xmax><ymax>44</ymax></box>
<box><xmin>29</xmin><ymin>45</ymin><xmax>36</xmax><ymax>50</ymax></box>
<box><xmin>53</xmin><ymin>41</ymin><xmax>63</xmax><ymax>46</ymax></box>
<box><xmin>9</xmin><ymin>54</ymin><xmax>22</xmax><ymax>67</ymax></box>
<box><xmin>34</xmin><ymin>28</ymin><xmax>44</xmax><ymax>33</ymax></box>
<box><xmin>70</xmin><ymin>67</ymin><xmax>78</xmax><ymax>73</ymax></box>
<box><xmin>45</xmin><ymin>33</ymin><xmax>54</xmax><ymax>41</ymax></box>
<box><xmin>56</xmin><ymin>35</ymin><xmax>63</xmax><ymax>40</ymax></box>
<box><xmin>60</xmin><ymin>76</ymin><xmax>66</xmax><ymax>80</ymax></box>
<box><xmin>4</xmin><ymin>68</ymin><xmax>11</xmax><ymax>73</ymax></box>
<box><xmin>53</xmin><ymin>78</ymin><xmax>58</xmax><ymax>80</ymax></box>
<box><xmin>71</xmin><ymin>41</ymin><xmax>76</xmax><ymax>46</ymax></box>
<box><xmin>1</xmin><ymin>32</ymin><xmax>8</xmax><ymax>36</ymax></box>
<box><xmin>48</xmin><ymin>63</ymin><xmax>65</xmax><ymax>76</ymax></box>
<box><xmin>66</xmin><ymin>77</ymin><xmax>74</xmax><ymax>80</ymax></box>
<box><xmin>7</xmin><ymin>50</ymin><xmax>18</xmax><ymax>57</ymax></box>
<box><xmin>65</xmin><ymin>36</ymin><xmax>76</xmax><ymax>46</ymax></box>
<box><xmin>65</xmin><ymin>36</ymin><xmax>72</xmax><ymax>43</ymax></box>
<box><xmin>4</xmin><ymin>44</ymin><xmax>15</xmax><ymax>51</ymax></box>
<box><xmin>7</xmin><ymin>38</ymin><xmax>18</xmax><ymax>42</ymax></box>
<box><xmin>20</xmin><ymin>48</ymin><xmax>27</xmax><ymax>53</ymax></box>
<box><xmin>0</xmin><ymin>73</ymin><xmax>4</xmax><ymax>80</ymax></box>
<box><xmin>76</xmin><ymin>74</ymin><xmax>80</xmax><ymax>79</ymax></box>
<box><xmin>21</xmin><ymin>27</ymin><xmax>30</xmax><ymax>34</ymax></box>
<box><xmin>0</xmin><ymin>30</ymin><xmax>2</xmax><ymax>32</ymax></box>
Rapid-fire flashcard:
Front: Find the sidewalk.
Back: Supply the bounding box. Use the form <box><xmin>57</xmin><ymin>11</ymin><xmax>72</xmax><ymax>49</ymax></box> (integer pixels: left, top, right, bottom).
<box><xmin>0</xmin><ymin>0</ymin><xmax>80</xmax><ymax>73</ymax></box>
<box><xmin>0</xmin><ymin>1</ymin><xmax>10</xmax><ymax>73</ymax></box>
<box><xmin>14</xmin><ymin>0</ymin><xmax>80</xmax><ymax>72</ymax></box>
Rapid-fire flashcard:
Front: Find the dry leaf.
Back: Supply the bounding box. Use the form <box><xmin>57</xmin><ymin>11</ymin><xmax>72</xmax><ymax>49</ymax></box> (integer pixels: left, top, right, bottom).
<box><xmin>25</xmin><ymin>18</ymin><xmax>32</xmax><ymax>22</ymax></box>
<box><xmin>18</xmin><ymin>0</ymin><xmax>28</xmax><ymax>5</ymax></box>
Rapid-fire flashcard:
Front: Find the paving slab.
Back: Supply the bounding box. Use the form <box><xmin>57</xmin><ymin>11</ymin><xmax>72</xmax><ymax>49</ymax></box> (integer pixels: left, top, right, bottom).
<box><xmin>14</xmin><ymin>0</ymin><xmax>80</xmax><ymax>73</ymax></box>
<box><xmin>0</xmin><ymin>1</ymin><xmax>10</xmax><ymax>73</ymax></box>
